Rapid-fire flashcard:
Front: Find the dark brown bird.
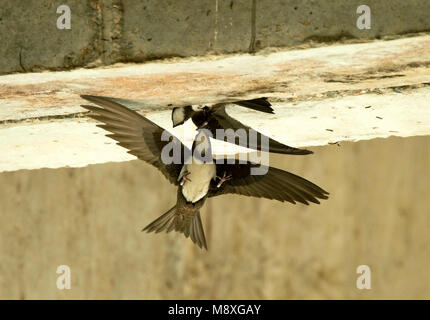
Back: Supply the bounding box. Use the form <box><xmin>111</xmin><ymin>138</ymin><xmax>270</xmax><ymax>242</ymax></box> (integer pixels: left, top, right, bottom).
<box><xmin>81</xmin><ymin>95</ymin><xmax>329</xmax><ymax>250</ymax></box>
<box><xmin>172</xmin><ymin>98</ymin><xmax>274</xmax><ymax>128</ymax></box>
<box><xmin>171</xmin><ymin>100</ymin><xmax>313</xmax><ymax>155</ymax></box>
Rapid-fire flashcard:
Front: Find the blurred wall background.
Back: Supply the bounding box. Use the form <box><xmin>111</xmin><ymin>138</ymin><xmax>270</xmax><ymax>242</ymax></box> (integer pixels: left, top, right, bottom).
<box><xmin>0</xmin><ymin>135</ymin><xmax>429</xmax><ymax>299</ymax></box>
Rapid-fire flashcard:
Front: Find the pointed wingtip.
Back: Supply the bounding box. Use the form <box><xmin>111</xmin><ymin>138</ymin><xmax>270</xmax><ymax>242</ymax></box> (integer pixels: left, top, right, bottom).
<box><xmin>81</xmin><ymin>95</ymin><xmax>105</xmax><ymax>107</ymax></box>
<box><xmin>271</xmin><ymin>148</ymin><xmax>314</xmax><ymax>155</ymax></box>
<box><xmin>301</xmin><ymin>149</ymin><xmax>314</xmax><ymax>155</ymax></box>
<box><xmin>81</xmin><ymin>104</ymin><xmax>95</xmax><ymax>109</ymax></box>
<box><xmin>80</xmin><ymin>104</ymin><xmax>101</xmax><ymax>114</ymax></box>
<box><xmin>80</xmin><ymin>94</ymin><xmax>94</xmax><ymax>101</ymax></box>
<box><xmin>292</xmin><ymin>148</ymin><xmax>313</xmax><ymax>155</ymax></box>
<box><xmin>80</xmin><ymin>94</ymin><xmax>110</xmax><ymax>105</ymax></box>
<box><xmin>198</xmin><ymin>240</ymin><xmax>208</xmax><ymax>251</ymax></box>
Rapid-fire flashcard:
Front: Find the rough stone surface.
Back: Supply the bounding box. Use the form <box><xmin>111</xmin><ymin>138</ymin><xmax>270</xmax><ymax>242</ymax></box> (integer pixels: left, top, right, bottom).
<box><xmin>0</xmin><ymin>0</ymin><xmax>101</xmax><ymax>75</ymax></box>
<box><xmin>213</xmin><ymin>0</ymin><xmax>253</xmax><ymax>53</ymax></box>
<box><xmin>257</xmin><ymin>0</ymin><xmax>430</xmax><ymax>48</ymax></box>
<box><xmin>2</xmin><ymin>0</ymin><xmax>430</xmax><ymax>74</ymax></box>
<box><xmin>121</xmin><ymin>0</ymin><xmax>216</xmax><ymax>60</ymax></box>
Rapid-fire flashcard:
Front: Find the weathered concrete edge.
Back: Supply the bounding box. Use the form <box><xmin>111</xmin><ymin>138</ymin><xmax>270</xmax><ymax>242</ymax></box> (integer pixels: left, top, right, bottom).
<box><xmin>1</xmin><ymin>35</ymin><xmax>430</xmax><ymax>123</ymax></box>
<box><xmin>1</xmin><ymin>86</ymin><xmax>429</xmax><ymax>173</ymax></box>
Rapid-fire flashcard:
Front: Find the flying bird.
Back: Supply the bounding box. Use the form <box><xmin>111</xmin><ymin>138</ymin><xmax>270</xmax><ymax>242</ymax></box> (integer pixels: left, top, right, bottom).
<box><xmin>172</xmin><ymin>98</ymin><xmax>274</xmax><ymax>127</ymax></box>
<box><xmin>81</xmin><ymin>95</ymin><xmax>329</xmax><ymax>250</ymax></box>
<box><xmin>171</xmin><ymin>100</ymin><xmax>313</xmax><ymax>155</ymax></box>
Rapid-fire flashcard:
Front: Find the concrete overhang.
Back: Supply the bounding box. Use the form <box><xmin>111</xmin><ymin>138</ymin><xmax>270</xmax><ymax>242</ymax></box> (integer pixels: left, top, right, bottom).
<box><xmin>1</xmin><ymin>36</ymin><xmax>429</xmax><ymax>172</ymax></box>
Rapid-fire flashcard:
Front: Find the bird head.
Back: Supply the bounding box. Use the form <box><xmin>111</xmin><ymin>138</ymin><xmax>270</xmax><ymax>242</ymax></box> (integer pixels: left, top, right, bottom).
<box><xmin>191</xmin><ymin>108</ymin><xmax>210</xmax><ymax>129</ymax></box>
<box><xmin>172</xmin><ymin>105</ymin><xmax>194</xmax><ymax>127</ymax></box>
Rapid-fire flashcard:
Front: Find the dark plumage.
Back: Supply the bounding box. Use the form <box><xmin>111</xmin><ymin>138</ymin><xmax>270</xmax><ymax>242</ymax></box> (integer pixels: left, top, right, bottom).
<box><xmin>172</xmin><ymin>101</ymin><xmax>313</xmax><ymax>155</ymax></box>
<box><xmin>81</xmin><ymin>95</ymin><xmax>329</xmax><ymax>250</ymax></box>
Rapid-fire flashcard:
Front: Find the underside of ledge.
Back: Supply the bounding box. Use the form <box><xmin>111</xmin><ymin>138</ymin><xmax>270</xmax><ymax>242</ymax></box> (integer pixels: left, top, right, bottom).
<box><xmin>1</xmin><ymin>36</ymin><xmax>429</xmax><ymax>172</ymax></box>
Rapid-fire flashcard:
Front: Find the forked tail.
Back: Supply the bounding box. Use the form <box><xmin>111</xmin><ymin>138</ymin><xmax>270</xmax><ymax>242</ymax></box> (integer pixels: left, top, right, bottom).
<box><xmin>142</xmin><ymin>206</ymin><xmax>208</xmax><ymax>250</ymax></box>
<box><xmin>234</xmin><ymin>98</ymin><xmax>274</xmax><ymax>114</ymax></box>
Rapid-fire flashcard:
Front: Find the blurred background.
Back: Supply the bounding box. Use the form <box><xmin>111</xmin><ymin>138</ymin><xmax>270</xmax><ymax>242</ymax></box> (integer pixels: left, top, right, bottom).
<box><xmin>1</xmin><ymin>135</ymin><xmax>429</xmax><ymax>299</ymax></box>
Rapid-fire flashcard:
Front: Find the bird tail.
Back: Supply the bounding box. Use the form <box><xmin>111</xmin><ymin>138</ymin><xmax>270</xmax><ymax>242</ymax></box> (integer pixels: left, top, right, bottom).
<box><xmin>234</xmin><ymin>98</ymin><xmax>274</xmax><ymax>114</ymax></box>
<box><xmin>142</xmin><ymin>205</ymin><xmax>208</xmax><ymax>250</ymax></box>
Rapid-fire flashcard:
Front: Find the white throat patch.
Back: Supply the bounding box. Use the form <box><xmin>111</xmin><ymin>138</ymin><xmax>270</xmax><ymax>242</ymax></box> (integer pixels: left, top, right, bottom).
<box><xmin>172</xmin><ymin>108</ymin><xmax>185</xmax><ymax>126</ymax></box>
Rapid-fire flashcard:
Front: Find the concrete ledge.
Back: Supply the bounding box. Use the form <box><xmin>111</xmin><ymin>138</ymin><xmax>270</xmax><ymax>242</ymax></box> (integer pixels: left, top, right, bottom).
<box><xmin>1</xmin><ymin>36</ymin><xmax>429</xmax><ymax>172</ymax></box>
<box><xmin>1</xmin><ymin>36</ymin><xmax>430</xmax><ymax>121</ymax></box>
<box><xmin>1</xmin><ymin>1</ymin><xmax>101</xmax><ymax>75</ymax></box>
<box><xmin>1</xmin><ymin>85</ymin><xmax>429</xmax><ymax>172</ymax></box>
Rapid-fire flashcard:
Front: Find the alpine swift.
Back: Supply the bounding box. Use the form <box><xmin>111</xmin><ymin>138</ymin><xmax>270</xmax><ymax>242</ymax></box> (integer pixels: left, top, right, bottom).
<box><xmin>81</xmin><ymin>95</ymin><xmax>329</xmax><ymax>250</ymax></box>
<box><xmin>171</xmin><ymin>97</ymin><xmax>274</xmax><ymax>128</ymax></box>
<box><xmin>171</xmin><ymin>101</ymin><xmax>313</xmax><ymax>155</ymax></box>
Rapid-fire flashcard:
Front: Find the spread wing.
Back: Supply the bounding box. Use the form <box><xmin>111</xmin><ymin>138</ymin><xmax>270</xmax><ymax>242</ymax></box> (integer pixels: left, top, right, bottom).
<box><xmin>233</xmin><ymin>97</ymin><xmax>274</xmax><ymax>114</ymax></box>
<box><xmin>211</xmin><ymin>104</ymin><xmax>313</xmax><ymax>155</ymax></box>
<box><xmin>81</xmin><ymin>95</ymin><xmax>190</xmax><ymax>185</ymax></box>
<box><xmin>209</xmin><ymin>161</ymin><xmax>329</xmax><ymax>205</ymax></box>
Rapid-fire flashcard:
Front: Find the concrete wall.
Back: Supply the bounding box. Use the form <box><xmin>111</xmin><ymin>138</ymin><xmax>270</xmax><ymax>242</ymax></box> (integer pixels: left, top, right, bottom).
<box><xmin>1</xmin><ymin>135</ymin><xmax>429</xmax><ymax>299</ymax></box>
<box><xmin>2</xmin><ymin>0</ymin><xmax>430</xmax><ymax>74</ymax></box>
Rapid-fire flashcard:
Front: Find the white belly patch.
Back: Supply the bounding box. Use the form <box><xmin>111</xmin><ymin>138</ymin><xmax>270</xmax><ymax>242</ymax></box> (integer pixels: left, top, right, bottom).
<box><xmin>181</xmin><ymin>162</ymin><xmax>216</xmax><ymax>203</ymax></box>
